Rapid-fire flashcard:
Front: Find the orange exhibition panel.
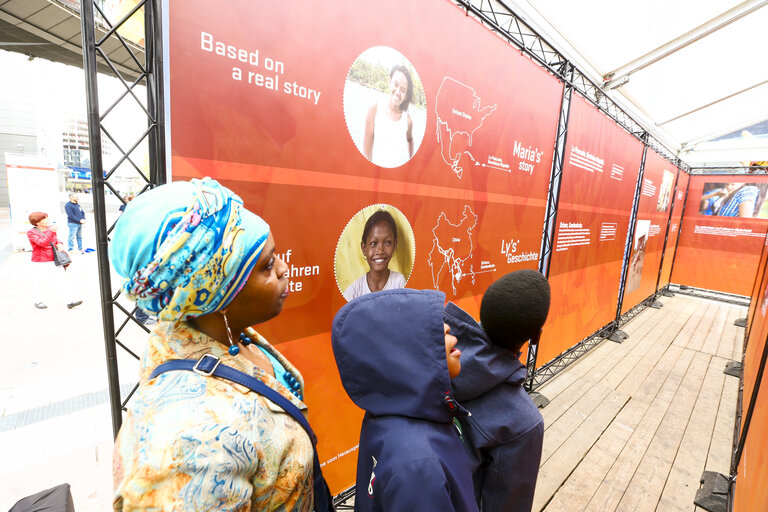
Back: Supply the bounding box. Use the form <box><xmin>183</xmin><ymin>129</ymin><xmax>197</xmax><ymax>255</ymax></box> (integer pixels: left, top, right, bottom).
<box><xmin>621</xmin><ymin>150</ymin><xmax>678</xmax><ymax>313</ymax></box>
<box><xmin>672</xmin><ymin>175</ymin><xmax>768</xmax><ymax>296</ymax></box>
<box><xmin>165</xmin><ymin>0</ymin><xmax>563</xmax><ymax>492</ymax></box>
<box><xmin>539</xmin><ymin>93</ymin><xmax>643</xmax><ymax>367</ymax></box>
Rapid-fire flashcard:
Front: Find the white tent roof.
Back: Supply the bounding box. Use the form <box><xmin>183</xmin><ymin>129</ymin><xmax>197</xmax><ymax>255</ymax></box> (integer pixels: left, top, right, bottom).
<box><xmin>504</xmin><ymin>0</ymin><xmax>768</xmax><ymax>167</ymax></box>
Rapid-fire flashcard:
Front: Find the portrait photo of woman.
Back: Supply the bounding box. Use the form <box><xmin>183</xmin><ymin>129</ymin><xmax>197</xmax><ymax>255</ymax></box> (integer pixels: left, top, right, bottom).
<box><xmin>343</xmin><ymin>46</ymin><xmax>426</xmax><ymax>169</ymax></box>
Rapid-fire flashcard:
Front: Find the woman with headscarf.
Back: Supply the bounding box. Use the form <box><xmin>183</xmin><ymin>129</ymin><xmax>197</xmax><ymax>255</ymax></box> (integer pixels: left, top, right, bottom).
<box><xmin>110</xmin><ymin>178</ymin><xmax>320</xmax><ymax>511</ymax></box>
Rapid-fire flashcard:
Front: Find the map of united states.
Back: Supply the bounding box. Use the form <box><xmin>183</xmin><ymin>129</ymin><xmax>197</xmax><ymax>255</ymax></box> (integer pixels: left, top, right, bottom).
<box><xmin>428</xmin><ymin>206</ymin><xmax>479</xmax><ymax>294</ymax></box>
<box><xmin>435</xmin><ymin>77</ymin><xmax>497</xmax><ymax>179</ymax></box>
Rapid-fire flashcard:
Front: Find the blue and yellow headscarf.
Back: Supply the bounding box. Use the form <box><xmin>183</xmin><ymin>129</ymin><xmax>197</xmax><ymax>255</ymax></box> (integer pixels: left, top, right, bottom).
<box><xmin>110</xmin><ymin>178</ymin><xmax>269</xmax><ymax>321</ymax></box>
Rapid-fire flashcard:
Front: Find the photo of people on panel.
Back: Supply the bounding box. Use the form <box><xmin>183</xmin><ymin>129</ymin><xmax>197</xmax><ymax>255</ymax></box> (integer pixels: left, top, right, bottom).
<box><xmin>699</xmin><ymin>182</ymin><xmax>768</xmax><ymax>218</ymax></box>
<box><xmin>343</xmin><ymin>46</ymin><xmax>427</xmax><ymax>168</ymax></box>
<box><xmin>335</xmin><ymin>205</ymin><xmax>415</xmax><ymax>302</ymax></box>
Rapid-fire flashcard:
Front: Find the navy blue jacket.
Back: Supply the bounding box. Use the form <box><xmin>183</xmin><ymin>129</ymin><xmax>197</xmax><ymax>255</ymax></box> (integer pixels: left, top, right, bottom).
<box><xmin>332</xmin><ymin>289</ymin><xmax>479</xmax><ymax>512</ymax></box>
<box><xmin>65</xmin><ymin>201</ymin><xmax>85</xmax><ymax>224</ymax></box>
<box><xmin>444</xmin><ymin>302</ymin><xmax>544</xmax><ymax>512</ymax></box>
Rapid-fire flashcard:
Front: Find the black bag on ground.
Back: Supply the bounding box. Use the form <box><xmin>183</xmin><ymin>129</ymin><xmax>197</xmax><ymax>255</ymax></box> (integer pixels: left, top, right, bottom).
<box><xmin>9</xmin><ymin>483</ymin><xmax>75</xmax><ymax>512</ymax></box>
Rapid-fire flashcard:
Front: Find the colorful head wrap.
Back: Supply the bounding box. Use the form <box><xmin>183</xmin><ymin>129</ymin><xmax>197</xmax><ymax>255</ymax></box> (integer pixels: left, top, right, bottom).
<box><xmin>110</xmin><ymin>178</ymin><xmax>269</xmax><ymax>321</ymax></box>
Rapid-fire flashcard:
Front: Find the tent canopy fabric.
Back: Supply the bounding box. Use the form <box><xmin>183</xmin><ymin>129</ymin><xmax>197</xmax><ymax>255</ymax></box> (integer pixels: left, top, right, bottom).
<box><xmin>505</xmin><ymin>0</ymin><xmax>768</xmax><ymax>167</ymax></box>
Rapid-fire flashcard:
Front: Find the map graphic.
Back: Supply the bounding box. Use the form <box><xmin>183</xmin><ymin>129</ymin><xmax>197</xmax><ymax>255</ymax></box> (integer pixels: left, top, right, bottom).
<box><xmin>428</xmin><ymin>206</ymin><xmax>479</xmax><ymax>294</ymax></box>
<box><xmin>435</xmin><ymin>77</ymin><xmax>497</xmax><ymax>179</ymax></box>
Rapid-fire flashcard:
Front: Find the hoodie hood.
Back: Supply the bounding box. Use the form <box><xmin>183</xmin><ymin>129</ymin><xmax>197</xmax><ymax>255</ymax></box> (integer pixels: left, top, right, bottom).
<box><xmin>443</xmin><ymin>302</ymin><xmax>527</xmax><ymax>402</ymax></box>
<box><xmin>332</xmin><ymin>289</ymin><xmax>465</xmax><ymax>423</ymax></box>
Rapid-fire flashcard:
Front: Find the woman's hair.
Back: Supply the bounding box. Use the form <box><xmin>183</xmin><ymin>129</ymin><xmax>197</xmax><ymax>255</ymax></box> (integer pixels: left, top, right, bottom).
<box><xmin>361</xmin><ymin>210</ymin><xmax>398</xmax><ymax>245</ymax></box>
<box><xmin>28</xmin><ymin>212</ymin><xmax>47</xmax><ymax>226</ymax></box>
<box><xmin>390</xmin><ymin>65</ymin><xmax>413</xmax><ymax>112</ymax></box>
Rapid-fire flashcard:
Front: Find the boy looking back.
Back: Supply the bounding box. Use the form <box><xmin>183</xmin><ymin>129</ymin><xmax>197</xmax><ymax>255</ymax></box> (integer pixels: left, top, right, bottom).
<box><xmin>444</xmin><ymin>269</ymin><xmax>550</xmax><ymax>512</ymax></box>
<box><xmin>332</xmin><ymin>289</ymin><xmax>478</xmax><ymax>512</ymax></box>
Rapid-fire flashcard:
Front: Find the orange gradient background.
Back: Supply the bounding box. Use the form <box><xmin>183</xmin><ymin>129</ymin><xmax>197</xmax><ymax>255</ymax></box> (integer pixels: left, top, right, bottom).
<box><xmin>167</xmin><ymin>0</ymin><xmax>563</xmax><ymax>492</ymax></box>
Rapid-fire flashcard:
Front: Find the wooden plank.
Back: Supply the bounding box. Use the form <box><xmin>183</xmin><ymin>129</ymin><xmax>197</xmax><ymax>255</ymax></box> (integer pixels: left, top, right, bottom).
<box><xmin>542</xmin><ymin>399</ymin><xmax>649</xmax><ymax>512</ymax></box>
<box><xmin>614</xmin><ymin>351</ymin><xmax>712</xmax><ymax>512</ymax></box>
<box><xmin>583</xmin><ymin>348</ymin><xmax>697</xmax><ymax>512</ymax></box>
<box><xmin>629</xmin><ymin>344</ymin><xmax>686</xmax><ymax>404</ymax></box>
<box><xmin>731</xmin><ymin>305</ymin><xmax>748</xmax><ymax>361</ymax></box>
<box><xmin>656</xmin><ymin>354</ymin><xmax>728</xmax><ymax>510</ymax></box>
<box><xmin>541</xmin><ymin>382</ymin><xmax>612</xmax><ymax>464</ymax></box>
<box><xmin>533</xmin><ymin>389</ymin><xmax>630</xmax><ymax>512</ymax></box>
<box><xmin>699</xmin><ymin>303</ymin><xmax>729</xmax><ymax>356</ymax></box>
<box><xmin>541</xmin><ymin>377</ymin><xmax>595</xmax><ymax>428</ymax></box>
<box><xmin>536</xmin><ymin>366</ymin><xmax>583</xmax><ymax>402</ymax></box>
<box><xmin>715</xmin><ymin>305</ymin><xmax>741</xmax><ymax>361</ymax></box>
<box><xmin>542</xmin><ymin>344</ymin><xmax>688</xmax><ymax>512</ymax></box>
<box><xmin>705</xmin><ymin>370</ymin><xmax>740</xmax><ymax>475</ymax></box>
<box><xmin>668</xmin><ymin>298</ymin><xmax>713</xmax><ymax>352</ymax></box>
<box><xmin>601</xmin><ymin>309</ymin><xmax>679</xmax><ymax>392</ymax></box>
<box><xmin>614</xmin><ymin>302</ymin><xmax>697</xmax><ymax>397</ymax></box>
<box><xmin>687</xmin><ymin>301</ymin><xmax>721</xmax><ymax>352</ymax></box>
<box><xmin>576</xmin><ymin>309</ymin><xmax>675</xmax><ymax>388</ymax></box>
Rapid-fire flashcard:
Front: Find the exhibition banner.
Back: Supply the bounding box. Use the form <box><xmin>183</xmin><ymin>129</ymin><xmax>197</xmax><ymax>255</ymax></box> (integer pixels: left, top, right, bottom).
<box><xmin>734</xmin><ymin>236</ymin><xmax>768</xmax><ymax>511</ymax></box>
<box><xmin>657</xmin><ymin>169</ymin><xmax>688</xmax><ymax>289</ymax></box>
<box><xmin>733</xmin><ymin>337</ymin><xmax>768</xmax><ymax>511</ymax></box>
<box><xmin>742</xmin><ymin>233</ymin><xmax>768</xmax><ymax>431</ymax></box>
<box><xmin>746</xmin><ymin>233</ymin><xmax>768</xmax><ymax>339</ymax></box>
<box><xmin>671</xmin><ymin>175</ymin><xmax>768</xmax><ymax>296</ymax></box>
<box><xmin>620</xmin><ymin>150</ymin><xmax>677</xmax><ymax>313</ymax></box>
<box><xmin>166</xmin><ymin>0</ymin><xmax>563</xmax><ymax>491</ymax></box>
<box><xmin>539</xmin><ymin>93</ymin><xmax>643</xmax><ymax>366</ymax></box>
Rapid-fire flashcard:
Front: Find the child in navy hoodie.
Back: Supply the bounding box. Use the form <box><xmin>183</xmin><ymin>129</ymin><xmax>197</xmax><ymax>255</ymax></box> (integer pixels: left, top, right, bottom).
<box><xmin>444</xmin><ymin>269</ymin><xmax>550</xmax><ymax>512</ymax></box>
<box><xmin>332</xmin><ymin>288</ymin><xmax>479</xmax><ymax>512</ymax></box>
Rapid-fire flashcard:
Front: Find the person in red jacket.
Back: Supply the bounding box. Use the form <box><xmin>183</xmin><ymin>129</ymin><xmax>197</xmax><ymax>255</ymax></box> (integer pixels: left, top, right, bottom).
<box><xmin>26</xmin><ymin>212</ymin><xmax>82</xmax><ymax>310</ymax></box>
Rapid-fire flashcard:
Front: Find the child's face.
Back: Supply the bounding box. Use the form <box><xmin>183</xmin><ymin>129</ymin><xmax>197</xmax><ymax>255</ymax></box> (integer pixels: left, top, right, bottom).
<box><xmin>444</xmin><ymin>323</ymin><xmax>461</xmax><ymax>379</ymax></box>
<box><xmin>362</xmin><ymin>222</ymin><xmax>396</xmax><ymax>273</ymax></box>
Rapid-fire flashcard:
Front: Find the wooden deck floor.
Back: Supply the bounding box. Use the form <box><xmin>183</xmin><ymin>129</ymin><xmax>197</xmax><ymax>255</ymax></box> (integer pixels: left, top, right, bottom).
<box><xmin>533</xmin><ymin>294</ymin><xmax>745</xmax><ymax>512</ymax></box>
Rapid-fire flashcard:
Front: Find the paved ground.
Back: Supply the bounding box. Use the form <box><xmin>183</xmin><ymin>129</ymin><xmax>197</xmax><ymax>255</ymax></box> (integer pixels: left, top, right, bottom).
<box><xmin>0</xmin><ymin>206</ymin><xmax>135</xmax><ymax>511</ymax></box>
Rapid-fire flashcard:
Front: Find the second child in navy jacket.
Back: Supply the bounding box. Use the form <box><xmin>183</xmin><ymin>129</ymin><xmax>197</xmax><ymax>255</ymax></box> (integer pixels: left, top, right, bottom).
<box><xmin>332</xmin><ymin>289</ymin><xmax>479</xmax><ymax>512</ymax></box>
<box><xmin>444</xmin><ymin>302</ymin><xmax>544</xmax><ymax>512</ymax></box>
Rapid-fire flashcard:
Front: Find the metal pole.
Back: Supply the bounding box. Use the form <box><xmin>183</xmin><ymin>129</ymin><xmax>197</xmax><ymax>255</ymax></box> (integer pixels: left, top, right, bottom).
<box><xmin>614</xmin><ymin>134</ymin><xmax>649</xmax><ymax>324</ymax></box>
<box><xmin>664</xmin><ymin>170</ymin><xmax>692</xmax><ymax>286</ymax></box>
<box><xmin>145</xmin><ymin>0</ymin><xmax>166</xmax><ymax>187</ymax></box>
<box><xmin>526</xmin><ymin>62</ymin><xmax>574</xmax><ymax>390</ymax></box>
<box><xmin>80</xmin><ymin>0</ymin><xmax>123</xmax><ymax>438</ymax></box>
<box><xmin>654</xmin><ymin>165</ymin><xmax>682</xmax><ymax>293</ymax></box>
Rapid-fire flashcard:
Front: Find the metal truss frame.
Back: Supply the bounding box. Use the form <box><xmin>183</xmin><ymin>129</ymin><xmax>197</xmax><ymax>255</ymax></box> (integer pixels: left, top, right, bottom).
<box><xmin>528</xmin><ymin>323</ymin><xmax>613</xmax><ymax>390</ymax></box>
<box><xmin>688</xmin><ymin>166</ymin><xmax>768</xmax><ymax>175</ymax></box>
<box><xmin>81</xmin><ymin>0</ymin><xmax>166</xmax><ymax>437</ymax></box>
<box><xmin>667</xmin><ymin>284</ymin><xmax>750</xmax><ymax>307</ymax></box>
<box><xmin>654</xmin><ymin>163</ymin><xmax>684</xmax><ymax>293</ymax></box>
<box><xmin>453</xmin><ymin>0</ymin><xmax>691</xmax><ymax>388</ymax></box>
<box><xmin>614</xmin><ymin>135</ymin><xmax>649</xmax><ymax>323</ymax></box>
<box><xmin>525</xmin><ymin>62</ymin><xmax>574</xmax><ymax>389</ymax></box>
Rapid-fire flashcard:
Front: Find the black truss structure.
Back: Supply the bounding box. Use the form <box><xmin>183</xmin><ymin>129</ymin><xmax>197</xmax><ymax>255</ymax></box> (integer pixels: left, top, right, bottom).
<box><xmin>667</xmin><ymin>284</ymin><xmax>750</xmax><ymax>307</ymax></box>
<box><xmin>654</xmin><ymin>162</ymin><xmax>684</xmax><ymax>293</ymax></box>
<box><xmin>81</xmin><ymin>4</ymin><xmax>760</xmax><ymax>501</ymax></box>
<box><xmin>614</xmin><ymin>135</ymin><xmax>649</xmax><ymax>324</ymax></box>
<box><xmin>688</xmin><ymin>166</ymin><xmax>768</xmax><ymax>174</ymax></box>
<box><xmin>81</xmin><ymin>0</ymin><xmax>165</xmax><ymax>437</ymax></box>
<box><xmin>526</xmin><ymin>62</ymin><xmax>574</xmax><ymax>389</ymax></box>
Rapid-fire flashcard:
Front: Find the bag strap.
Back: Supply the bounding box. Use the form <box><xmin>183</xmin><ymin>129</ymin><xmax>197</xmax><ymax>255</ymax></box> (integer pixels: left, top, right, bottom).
<box><xmin>150</xmin><ymin>355</ymin><xmax>316</xmax><ymax>444</ymax></box>
<box><xmin>149</xmin><ymin>355</ymin><xmax>335</xmax><ymax>511</ymax></box>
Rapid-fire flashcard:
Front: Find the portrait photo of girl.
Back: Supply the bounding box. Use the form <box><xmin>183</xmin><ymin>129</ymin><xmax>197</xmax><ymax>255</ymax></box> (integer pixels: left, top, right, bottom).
<box><xmin>335</xmin><ymin>205</ymin><xmax>415</xmax><ymax>302</ymax></box>
<box><xmin>343</xmin><ymin>47</ymin><xmax>426</xmax><ymax>168</ymax></box>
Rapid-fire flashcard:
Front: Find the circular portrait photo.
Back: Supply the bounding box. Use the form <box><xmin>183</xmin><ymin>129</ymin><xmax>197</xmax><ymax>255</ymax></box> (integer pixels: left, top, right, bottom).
<box><xmin>335</xmin><ymin>204</ymin><xmax>416</xmax><ymax>302</ymax></box>
<box><xmin>343</xmin><ymin>46</ymin><xmax>427</xmax><ymax>168</ymax></box>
